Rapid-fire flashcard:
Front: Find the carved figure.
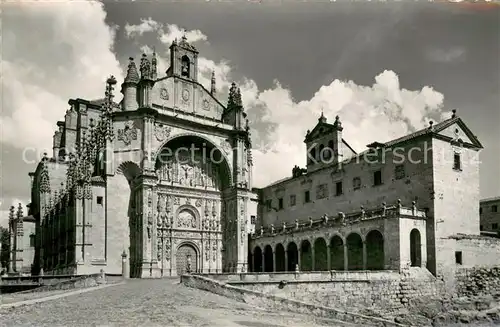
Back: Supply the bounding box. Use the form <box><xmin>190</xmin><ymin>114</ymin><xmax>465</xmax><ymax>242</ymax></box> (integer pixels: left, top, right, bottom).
<box><xmin>295</xmin><ymin>219</ymin><xmax>299</xmax><ymax>230</ymax></box>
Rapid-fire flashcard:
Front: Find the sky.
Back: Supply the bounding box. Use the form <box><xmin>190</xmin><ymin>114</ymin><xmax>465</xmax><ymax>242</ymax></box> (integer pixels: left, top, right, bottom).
<box><xmin>1</xmin><ymin>1</ymin><xmax>499</xmax><ymax>227</ymax></box>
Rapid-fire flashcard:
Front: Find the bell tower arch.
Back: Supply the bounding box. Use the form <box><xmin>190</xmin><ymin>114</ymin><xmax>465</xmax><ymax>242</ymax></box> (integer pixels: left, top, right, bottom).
<box><xmin>168</xmin><ymin>34</ymin><xmax>199</xmax><ymax>82</ymax></box>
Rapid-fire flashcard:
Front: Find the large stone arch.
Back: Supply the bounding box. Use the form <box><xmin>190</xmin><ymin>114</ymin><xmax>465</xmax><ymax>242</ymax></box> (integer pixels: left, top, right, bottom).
<box><xmin>300</xmin><ymin>239</ymin><xmax>313</xmax><ymax>271</ymax></box>
<box><xmin>253</xmin><ymin>246</ymin><xmax>263</xmax><ymax>272</ymax></box>
<box><xmin>286</xmin><ymin>241</ymin><xmax>298</xmax><ymax>271</ymax></box>
<box><xmin>154</xmin><ymin>133</ymin><xmax>233</xmax><ymax>188</ymax></box>
<box><xmin>346</xmin><ymin>233</ymin><xmax>363</xmax><ymax>271</ymax></box>
<box><xmin>114</xmin><ymin>161</ymin><xmax>143</xmax><ymax>278</ymax></box>
<box><xmin>174</xmin><ymin>205</ymin><xmax>201</xmax><ymax>229</ymax></box>
<box><xmin>314</xmin><ymin>237</ymin><xmax>328</xmax><ymax>271</ymax></box>
<box><xmin>365</xmin><ymin>229</ymin><xmax>384</xmax><ymax>270</ymax></box>
<box><xmin>330</xmin><ymin>234</ymin><xmax>344</xmax><ymax>271</ymax></box>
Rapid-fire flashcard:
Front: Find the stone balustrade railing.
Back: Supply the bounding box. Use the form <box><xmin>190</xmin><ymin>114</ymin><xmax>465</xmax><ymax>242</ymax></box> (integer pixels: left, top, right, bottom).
<box><xmin>251</xmin><ymin>199</ymin><xmax>426</xmax><ymax>239</ymax></box>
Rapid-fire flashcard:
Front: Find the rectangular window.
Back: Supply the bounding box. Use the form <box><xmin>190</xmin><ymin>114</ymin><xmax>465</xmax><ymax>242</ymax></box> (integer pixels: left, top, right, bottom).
<box><xmin>455</xmin><ymin>251</ymin><xmax>463</xmax><ymax>265</ymax></box>
<box><xmin>266</xmin><ymin>200</ymin><xmax>272</xmax><ymax>211</ymax></box>
<box><xmin>290</xmin><ymin>194</ymin><xmax>296</xmax><ymax>206</ymax></box>
<box><xmin>480</xmin><ymin>225</ymin><xmax>484</xmax><ymax>231</ymax></box>
<box><xmin>278</xmin><ymin>198</ymin><xmax>283</xmax><ymax>210</ymax></box>
<box><xmin>250</xmin><ymin>215</ymin><xmax>256</xmax><ymax>225</ymax></box>
<box><xmin>29</xmin><ymin>234</ymin><xmax>35</xmax><ymax>247</ymax></box>
<box><xmin>97</xmin><ymin>196</ymin><xmax>103</xmax><ymax>205</ymax></box>
<box><xmin>304</xmin><ymin>191</ymin><xmax>310</xmax><ymax>203</ymax></box>
<box><xmin>480</xmin><ymin>207</ymin><xmax>483</xmax><ymax>214</ymax></box>
<box><xmin>395</xmin><ymin>164</ymin><xmax>405</xmax><ymax>180</ymax></box>
<box><xmin>316</xmin><ymin>184</ymin><xmax>328</xmax><ymax>199</ymax></box>
<box><xmin>453</xmin><ymin>153</ymin><xmax>461</xmax><ymax>170</ymax></box>
<box><xmin>493</xmin><ymin>223</ymin><xmax>499</xmax><ymax>230</ymax></box>
<box><xmin>373</xmin><ymin>170</ymin><xmax>382</xmax><ymax>186</ymax></box>
<box><xmin>492</xmin><ymin>205</ymin><xmax>498</xmax><ymax>213</ymax></box>
<box><xmin>353</xmin><ymin>177</ymin><xmax>361</xmax><ymax>190</ymax></box>
<box><xmin>335</xmin><ymin>181</ymin><xmax>343</xmax><ymax>196</ymax></box>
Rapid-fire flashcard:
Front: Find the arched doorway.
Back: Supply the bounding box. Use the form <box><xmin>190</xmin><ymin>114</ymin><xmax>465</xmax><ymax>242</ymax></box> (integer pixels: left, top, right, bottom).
<box><xmin>275</xmin><ymin>244</ymin><xmax>286</xmax><ymax>272</ymax></box>
<box><xmin>314</xmin><ymin>238</ymin><xmax>328</xmax><ymax>271</ymax></box>
<box><xmin>176</xmin><ymin>243</ymin><xmax>198</xmax><ymax>275</ymax></box>
<box><xmin>330</xmin><ymin>235</ymin><xmax>344</xmax><ymax>271</ymax></box>
<box><xmin>247</xmin><ymin>250</ymin><xmax>253</xmax><ymax>272</ymax></box>
<box><xmin>410</xmin><ymin>229</ymin><xmax>422</xmax><ymax>267</ymax></box>
<box><xmin>155</xmin><ymin>135</ymin><xmax>234</xmax><ymax>274</ymax></box>
<box><xmin>366</xmin><ymin>230</ymin><xmax>384</xmax><ymax>270</ymax></box>
<box><xmin>264</xmin><ymin>245</ymin><xmax>274</xmax><ymax>272</ymax></box>
<box><xmin>287</xmin><ymin>242</ymin><xmax>298</xmax><ymax>271</ymax></box>
<box><xmin>346</xmin><ymin>233</ymin><xmax>363</xmax><ymax>270</ymax></box>
<box><xmin>300</xmin><ymin>240</ymin><xmax>312</xmax><ymax>271</ymax></box>
<box><xmin>253</xmin><ymin>246</ymin><xmax>263</xmax><ymax>272</ymax></box>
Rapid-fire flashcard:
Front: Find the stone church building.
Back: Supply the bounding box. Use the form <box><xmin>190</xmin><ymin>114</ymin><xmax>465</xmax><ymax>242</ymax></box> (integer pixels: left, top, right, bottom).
<box><xmin>28</xmin><ymin>36</ymin><xmax>254</xmax><ymax>277</ymax></box>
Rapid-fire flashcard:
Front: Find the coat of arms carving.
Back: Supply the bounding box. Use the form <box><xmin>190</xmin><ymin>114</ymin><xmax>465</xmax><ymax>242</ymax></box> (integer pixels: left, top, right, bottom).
<box><xmin>154</xmin><ymin>124</ymin><xmax>171</xmax><ymax>142</ymax></box>
<box><xmin>117</xmin><ymin>121</ymin><xmax>138</xmax><ymax>146</ymax></box>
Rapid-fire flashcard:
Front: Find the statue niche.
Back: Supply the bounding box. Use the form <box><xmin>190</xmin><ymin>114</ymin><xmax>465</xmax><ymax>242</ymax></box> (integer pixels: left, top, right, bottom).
<box><xmin>156</xmin><ymin>150</ymin><xmax>221</xmax><ymax>190</ymax></box>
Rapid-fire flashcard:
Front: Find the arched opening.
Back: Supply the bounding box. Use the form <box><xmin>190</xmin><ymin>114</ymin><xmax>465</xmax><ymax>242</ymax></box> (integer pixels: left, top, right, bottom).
<box><xmin>319</xmin><ymin>144</ymin><xmax>325</xmax><ymax>162</ymax></box>
<box><xmin>155</xmin><ymin>135</ymin><xmax>233</xmax><ymax>273</ymax></box>
<box><xmin>264</xmin><ymin>245</ymin><xmax>274</xmax><ymax>272</ymax></box>
<box><xmin>314</xmin><ymin>238</ymin><xmax>328</xmax><ymax>271</ymax></box>
<box><xmin>309</xmin><ymin>147</ymin><xmax>317</xmax><ymax>164</ymax></box>
<box><xmin>116</xmin><ymin>161</ymin><xmax>142</xmax><ymax>278</ymax></box>
<box><xmin>287</xmin><ymin>242</ymin><xmax>298</xmax><ymax>271</ymax></box>
<box><xmin>330</xmin><ymin>235</ymin><xmax>344</xmax><ymax>270</ymax></box>
<box><xmin>410</xmin><ymin>229</ymin><xmax>422</xmax><ymax>267</ymax></box>
<box><xmin>366</xmin><ymin>230</ymin><xmax>384</xmax><ymax>270</ymax></box>
<box><xmin>181</xmin><ymin>55</ymin><xmax>191</xmax><ymax>78</ymax></box>
<box><xmin>247</xmin><ymin>250</ymin><xmax>253</xmax><ymax>272</ymax></box>
<box><xmin>253</xmin><ymin>246</ymin><xmax>262</xmax><ymax>272</ymax></box>
<box><xmin>275</xmin><ymin>244</ymin><xmax>286</xmax><ymax>272</ymax></box>
<box><xmin>346</xmin><ymin>233</ymin><xmax>363</xmax><ymax>270</ymax></box>
<box><xmin>176</xmin><ymin>243</ymin><xmax>198</xmax><ymax>275</ymax></box>
<box><xmin>300</xmin><ymin>240</ymin><xmax>312</xmax><ymax>271</ymax></box>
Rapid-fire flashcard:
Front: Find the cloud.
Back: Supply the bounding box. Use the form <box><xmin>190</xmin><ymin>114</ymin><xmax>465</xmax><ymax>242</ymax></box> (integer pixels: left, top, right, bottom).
<box><xmin>1</xmin><ymin>1</ymin><xmax>124</xmax><ymax>153</ymax></box>
<box><xmin>425</xmin><ymin>46</ymin><xmax>466</xmax><ymax>63</ymax></box>
<box><xmin>124</xmin><ymin>17</ymin><xmax>161</xmax><ymax>38</ymax></box>
<box><xmin>124</xmin><ymin>19</ymin><xmax>448</xmax><ymax>188</ymax></box>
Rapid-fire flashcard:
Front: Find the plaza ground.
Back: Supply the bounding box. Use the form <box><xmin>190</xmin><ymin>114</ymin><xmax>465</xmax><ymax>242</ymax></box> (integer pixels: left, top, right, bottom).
<box><xmin>0</xmin><ymin>279</ymin><xmax>355</xmax><ymax>327</ymax></box>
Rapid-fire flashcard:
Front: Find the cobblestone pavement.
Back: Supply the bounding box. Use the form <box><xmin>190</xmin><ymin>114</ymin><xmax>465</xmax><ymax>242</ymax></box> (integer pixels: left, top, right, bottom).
<box><xmin>0</xmin><ymin>279</ymin><xmax>354</xmax><ymax>327</ymax></box>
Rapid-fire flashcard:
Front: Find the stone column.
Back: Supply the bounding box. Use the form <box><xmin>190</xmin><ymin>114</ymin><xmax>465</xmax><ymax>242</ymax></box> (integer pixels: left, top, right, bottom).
<box><xmin>362</xmin><ymin>241</ymin><xmax>367</xmax><ymax>270</ymax></box>
<box><xmin>327</xmin><ymin>245</ymin><xmax>331</xmax><ymax>271</ymax></box>
<box><xmin>272</xmin><ymin>250</ymin><xmax>276</xmax><ymax>272</ymax></box>
<box><xmin>343</xmin><ymin>244</ymin><xmax>348</xmax><ymax>271</ymax></box>
<box><xmin>75</xmin><ymin>190</ymin><xmax>84</xmax><ymax>264</ymax></box>
<box><xmin>122</xmin><ymin>251</ymin><xmax>129</xmax><ymax>279</ymax></box>
<box><xmin>284</xmin><ymin>250</ymin><xmax>288</xmax><ymax>272</ymax></box>
<box><xmin>261</xmin><ymin>251</ymin><xmax>265</xmax><ymax>272</ymax></box>
<box><xmin>311</xmin><ymin>243</ymin><xmax>315</xmax><ymax>271</ymax></box>
<box><xmin>298</xmin><ymin>248</ymin><xmax>302</xmax><ymax>270</ymax></box>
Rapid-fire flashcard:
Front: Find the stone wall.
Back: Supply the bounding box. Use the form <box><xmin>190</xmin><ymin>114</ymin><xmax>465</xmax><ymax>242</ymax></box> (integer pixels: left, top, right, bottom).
<box><xmin>456</xmin><ymin>267</ymin><xmax>500</xmax><ymax>297</ymax></box>
<box><xmin>479</xmin><ymin>198</ymin><xmax>500</xmax><ymax>233</ymax></box>
<box><xmin>182</xmin><ymin>273</ymin><xmax>405</xmax><ymax>327</ymax></box>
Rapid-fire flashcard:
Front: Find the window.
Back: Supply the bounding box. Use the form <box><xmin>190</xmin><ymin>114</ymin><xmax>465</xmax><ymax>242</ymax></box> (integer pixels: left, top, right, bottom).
<box><xmin>335</xmin><ymin>181</ymin><xmax>343</xmax><ymax>196</ymax></box>
<box><xmin>316</xmin><ymin>184</ymin><xmax>328</xmax><ymax>199</ymax></box>
<box><xmin>278</xmin><ymin>198</ymin><xmax>283</xmax><ymax>210</ymax></box>
<box><xmin>290</xmin><ymin>194</ymin><xmax>296</xmax><ymax>206</ymax></box>
<box><xmin>181</xmin><ymin>55</ymin><xmax>191</xmax><ymax>78</ymax></box>
<box><xmin>492</xmin><ymin>205</ymin><xmax>498</xmax><ymax>213</ymax></box>
<box><xmin>353</xmin><ymin>177</ymin><xmax>361</xmax><ymax>190</ymax></box>
<box><xmin>373</xmin><ymin>170</ymin><xmax>382</xmax><ymax>186</ymax></box>
<box><xmin>480</xmin><ymin>207</ymin><xmax>483</xmax><ymax>214</ymax></box>
<box><xmin>455</xmin><ymin>251</ymin><xmax>463</xmax><ymax>265</ymax></box>
<box><xmin>453</xmin><ymin>153</ymin><xmax>461</xmax><ymax>170</ymax></box>
<box><xmin>97</xmin><ymin>196</ymin><xmax>103</xmax><ymax>205</ymax></box>
<box><xmin>250</xmin><ymin>215</ymin><xmax>256</xmax><ymax>225</ymax></box>
<box><xmin>395</xmin><ymin>164</ymin><xmax>405</xmax><ymax>180</ymax></box>
<box><xmin>304</xmin><ymin>190</ymin><xmax>311</xmax><ymax>203</ymax></box>
<box><xmin>266</xmin><ymin>200</ymin><xmax>272</xmax><ymax>212</ymax></box>
<box><xmin>29</xmin><ymin>234</ymin><xmax>35</xmax><ymax>247</ymax></box>
<box><xmin>480</xmin><ymin>225</ymin><xmax>484</xmax><ymax>231</ymax></box>
<box><xmin>493</xmin><ymin>223</ymin><xmax>499</xmax><ymax>230</ymax></box>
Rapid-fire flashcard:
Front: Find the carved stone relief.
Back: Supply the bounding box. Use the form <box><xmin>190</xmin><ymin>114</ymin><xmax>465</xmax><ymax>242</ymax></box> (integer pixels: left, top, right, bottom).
<box><xmin>165</xmin><ymin>239</ymin><xmax>171</xmax><ymax>261</ymax></box>
<box><xmin>220</xmin><ymin>140</ymin><xmax>232</xmax><ymax>155</ymax></box>
<box><xmin>154</xmin><ymin>124</ymin><xmax>171</xmax><ymax>142</ymax></box>
<box><xmin>177</xmin><ymin>209</ymin><xmax>197</xmax><ymax>229</ymax></box>
<box><xmin>205</xmin><ymin>242</ymin><xmax>210</xmax><ymax>261</ymax></box>
<box><xmin>160</xmin><ymin>88</ymin><xmax>169</xmax><ymax>100</ymax></box>
<box><xmin>117</xmin><ymin>121</ymin><xmax>138</xmax><ymax>146</ymax></box>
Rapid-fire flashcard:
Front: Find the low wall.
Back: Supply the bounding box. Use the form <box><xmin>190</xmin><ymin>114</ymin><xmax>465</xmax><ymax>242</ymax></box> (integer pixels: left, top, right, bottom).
<box><xmin>197</xmin><ymin>268</ymin><xmax>444</xmax><ymax>313</ymax></box>
<box><xmin>182</xmin><ymin>274</ymin><xmax>405</xmax><ymax>327</ymax></box>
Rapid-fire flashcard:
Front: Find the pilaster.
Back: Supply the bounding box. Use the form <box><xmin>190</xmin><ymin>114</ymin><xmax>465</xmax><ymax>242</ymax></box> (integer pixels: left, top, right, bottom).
<box><xmin>75</xmin><ymin>187</ymin><xmax>84</xmax><ymax>264</ymax></box>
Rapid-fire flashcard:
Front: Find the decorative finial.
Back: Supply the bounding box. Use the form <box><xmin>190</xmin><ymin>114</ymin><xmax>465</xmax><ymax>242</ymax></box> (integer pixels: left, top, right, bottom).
<box><xmin>452</xmin><ymin>109</ymin><xmax>457</xmax><ymax>118</ymax></box>
<box><xmin>429</xmin><ymin>121</ymin><xmax>434</xmax><ymax>130</ymax></box>
<box><xmin>211</xmin><ymin>70</ymin><xmax>216</xmax><ymax>95</ymax></box>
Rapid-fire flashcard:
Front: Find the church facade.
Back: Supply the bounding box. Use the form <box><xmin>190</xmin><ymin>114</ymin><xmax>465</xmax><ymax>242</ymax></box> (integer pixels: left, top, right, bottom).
<box><xmin>29</xmin><ymin>36</ymin><xmax>254</xmax><ymax>278</ymax></box>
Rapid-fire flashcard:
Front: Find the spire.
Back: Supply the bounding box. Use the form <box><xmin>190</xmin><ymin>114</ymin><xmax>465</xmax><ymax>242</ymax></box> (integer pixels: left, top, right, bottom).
<box><xmin>40</xmin><ymin>157</ymin><xmax>51</xmax><ymax>194</ymax></box>
<box><xmin>140</xmin><ymin>53</ymin><xmax>151</xmax><ymax>80</ymax></box>
<box><xmin>318</xmin><ymin>109</ymin><xmax>327</xmax><ymax>123</ymax></box>
<box><xmin>333</xmin><ymin>115</ymin><xmax>343</xmax><ymax>130</ymax></box>
<box><xmin>451</xmin><ymin>109</ymin><xmax>457</xmax><ymax>119</ymax></box>
<box><xmin>151</xmin><ymin>48</ymin><xmax>157</xmax><ymax>80</ymax></box>
<box><xmin>124</xmin><ymin>57</ymin><xmax>139</xmax><ymax>84</ymax></box>
<box><xmin>16</xmin><ymin>203</ymin><xmax>23</xmax><ymax>219</ymax></box>
<box><xmin>210</xmin><ymin>70</ymin><xmax>216</xmax><ymax>95</ymax></box>
<box><xmin>9</xmin><ymin>206</ymin><xmax>15</xmax><ymax>221</ymax></box>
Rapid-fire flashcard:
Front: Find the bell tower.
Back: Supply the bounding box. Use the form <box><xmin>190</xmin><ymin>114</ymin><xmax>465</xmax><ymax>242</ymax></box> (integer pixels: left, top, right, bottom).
<box><xmin>167</xmin><ymin>33</ymin><xmax>199</xmax><ymax>82</ymax></box>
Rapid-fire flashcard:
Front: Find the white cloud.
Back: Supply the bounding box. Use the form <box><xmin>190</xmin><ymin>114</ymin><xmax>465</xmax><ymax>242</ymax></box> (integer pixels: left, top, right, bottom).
<box><xmin>124</xmin><ymin>17</ymin><xmax>161</xmax><ymax>38</ymax></box>
<box><xmin>1</xmin><ymin>1</ymin><xmax>124</xmax><ymax>152</ymax></box>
